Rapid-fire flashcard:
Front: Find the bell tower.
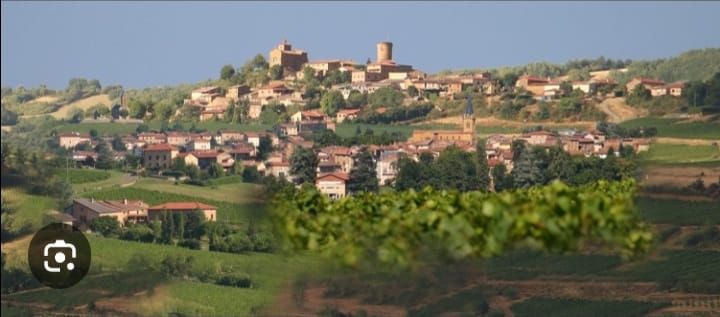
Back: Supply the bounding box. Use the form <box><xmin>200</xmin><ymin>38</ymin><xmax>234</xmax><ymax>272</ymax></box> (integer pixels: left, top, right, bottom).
<box><xmin>462</xmin><ymin>95</ymin><xmax>475</xmax><ymax>134</ymax></box>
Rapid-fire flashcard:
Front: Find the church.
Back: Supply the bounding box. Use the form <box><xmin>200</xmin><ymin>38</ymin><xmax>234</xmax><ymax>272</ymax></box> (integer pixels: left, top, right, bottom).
<box><xmin>409</xmin><ymin>96</ymin><xmax>476</xmax><ymax>144</ymax></box>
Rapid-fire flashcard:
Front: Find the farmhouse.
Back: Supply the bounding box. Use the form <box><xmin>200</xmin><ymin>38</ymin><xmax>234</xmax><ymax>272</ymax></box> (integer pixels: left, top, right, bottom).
<box><xmin>148</xmin><ymin>202</ymin><xmax>217</xmax><ymax>221</ymax></box>
<box><xmin>58</xmin><ymin>132</ymin><xmax>91</xmax><ymax>149</ymax></box>
<box><xmin>71</xmin><ymin>198</ymin><xmax>148</xmax><ymax>227</ymax></box>
<box><xmin>336</xmin><ymin>108</ymin><xmax>361</xmax><ymax>123</ymax></box>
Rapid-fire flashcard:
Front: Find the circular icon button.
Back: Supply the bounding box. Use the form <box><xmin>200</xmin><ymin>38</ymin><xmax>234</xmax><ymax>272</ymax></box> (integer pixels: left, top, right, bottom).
<box><xmin>28</xmin><ymin>223</ymin><xmax>91</xmax><ymax>289</ymax></box>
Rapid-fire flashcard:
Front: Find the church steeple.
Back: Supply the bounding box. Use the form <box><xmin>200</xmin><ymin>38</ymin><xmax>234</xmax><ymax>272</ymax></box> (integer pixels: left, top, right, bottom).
<box><xmin>464</xmin><ymin>95</ymin><xmax>474</xmax><ymax>117</ymax></box>
<box><xmin>462</xmin><ymin>95</ymin><xmax>475</xmax><ymax>134</ymax></box>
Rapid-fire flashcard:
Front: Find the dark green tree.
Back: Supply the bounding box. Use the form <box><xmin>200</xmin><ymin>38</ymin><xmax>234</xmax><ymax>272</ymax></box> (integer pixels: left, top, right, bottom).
<box><xmin>348</xmin><ymin>148</ymin><xmax>378</xmax><ymax>193</ymax></box>
<box><xmin>289</xmin><ymin>147</ymin><xmax>318</xmax><ymax>185</ymax></box>
<box><xmin>476</xmin><ymin>143</ymin><xmax>491</xmax><ymax>191</ymax></box>
<box><xmin>89</xmin><ymin>216</ymin><xmax>120</xmax><ymax>237</ymax></box>
<box><xmin>320</xmin><ymin>90</ymin><xmax>346</xmax><ymax>116</ymax></box>
<box><xmin>220</xmin><ymin>64</ymin><xmax>235</xmax><ymax>80</ymax></box>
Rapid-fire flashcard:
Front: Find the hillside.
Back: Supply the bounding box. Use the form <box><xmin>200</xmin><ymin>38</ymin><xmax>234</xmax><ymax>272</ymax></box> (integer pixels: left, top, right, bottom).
<box><xmin>51</xmin><ymin>94</ymin><xmax>112</xmax><ymax>119</ymax></box>
<box><xmin>615</xmin><ymin>48</ymin><xmax>720</xmax><ymax>83</ymax></box>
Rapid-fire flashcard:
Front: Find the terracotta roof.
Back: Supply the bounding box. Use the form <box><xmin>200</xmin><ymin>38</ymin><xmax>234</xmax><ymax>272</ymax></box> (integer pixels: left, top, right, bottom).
<box><xmin>193</xmin><ymin>86</ymin><xmax>219</xmax><ymax>93</ymax></box>
<box><xmin>189</xmin><ymin>150</ymin><xmax>220</xmax><ymax>158</ymax></box>
<box><xmin>316</xmin><ymin>172</ymin><xmax>350</xmax><ymax>182</ymax></box>
<box><xmin>633</xmin><ymin>77</ymin><xmax>665</xmax><ymax>86</ymax></box>
<box><xmin>144</xmin><ymin>143</ymin><xmax>176</xmax><ymax>152</ymax></box>
<box><xmin>148</xmin><ymin>202</ymin><xmax>217</xmax><ymax>211</ymax></box>
<box><xmin>665</xmin><ymin>81</ymin><xmax>686</xmax><ymax>89</ymax></box>
<box><xmin>337</xmin><ymin>108</ymin><xmax>361</xmax><ymax>115</ymax></box>
<box><xmin>301</xmin><ymin>110</ymin><xmax>326</xmax><ymax>118</ymax></box>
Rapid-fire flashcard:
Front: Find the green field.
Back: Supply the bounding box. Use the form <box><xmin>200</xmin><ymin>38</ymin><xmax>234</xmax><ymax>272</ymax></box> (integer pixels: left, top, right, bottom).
<box><xmin>483</xmin><ymin>251</ymin><xmax>621</xmax><ymax>280</ymax></box>
<box><xmin>638</xmin><ymin>143</ymin><xmax>720</xmax><ymax>164</ymax></box>
<box><xmin>608</xmin><ymin>250</ymin><xmax>720</xmax><ymax>286</ymax></box>
<box><xmin>619</xmin><ymin>117</ymin><xmax>720</xmax><ymax>139</ymax></box>
<box><xmin>81</xmin><ymin>186</ymin><xmax>264</xmax><ymax>223</ymax></box>
<box><xmin>70</xmin><ymin>170</ymin><xmax>131</xmax><ymax>194</ymax></box>
<box><xmin>3</xmin><ymin>236</ymin><xmax>320</xmax><ymax>316</ymax></box>
<box><xmin>1</xmin><ymin>188</ymin><xmax>56</xmax><ymax>233</ymax></box>
<box><xmin>53</xmin><ymin>168</ymin><xmax>111</xmax><ymax>184</ymax></box>
<box><xmin>53</xmin><ymin>121</ymin><xmax>272</xmax><ymax>136</ymax></box>
<box><xmin>133</xmin><ymin>178</ymin><xmax>264</xmax><ymax>204</ymax></box>
<box><xmin>637</xmin><ymin>197</ymin><xmax>720</xmax><ymax>225</ymax></box>
<box><xmin>511</xmin><ymin>298</ymin><xmax>667</xmax><ymax>317</ymax></box>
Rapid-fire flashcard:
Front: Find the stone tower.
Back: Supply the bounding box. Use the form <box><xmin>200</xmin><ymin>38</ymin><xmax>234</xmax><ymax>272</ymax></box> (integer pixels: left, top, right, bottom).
<box><xmin>463</xmin><ymin>95</ymin><xmax>475</xmax><ymax>134</ymax></box>
<box><xmin>376</xmin><ymin>41</ymin><xmax>393</xmax><ymax>63</ymax></box>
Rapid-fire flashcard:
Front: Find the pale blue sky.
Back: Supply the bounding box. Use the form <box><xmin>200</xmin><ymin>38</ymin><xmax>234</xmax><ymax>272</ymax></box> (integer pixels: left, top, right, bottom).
<box><xmin>2</xmin><ymin>1</ymin><xmax>719</xmax><ymax>89</ymax></box>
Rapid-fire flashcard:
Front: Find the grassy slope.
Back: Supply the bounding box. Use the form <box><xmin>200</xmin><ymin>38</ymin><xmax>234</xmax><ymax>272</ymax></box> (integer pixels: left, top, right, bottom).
<box><xmin>133</xmin><ymin>178</ymin><xmax>264</xmax><ymax>205</ymax></box>
<box><xmin>3</xmin><ymin>237</ymin><xmax>319</xmax><ymax>316</ymax></box>
<box><xmin>638</xmin><ymin>143</ymin><xmax>720</xmax><ymax>164</ymax></box>
<box><xmin>69</xmin><ymin>170</ymin><xmax>130</xmax><ymax>194</ymax></box>
<box><xmin>52</xmin><ymin>94</ymin><xmax>112</xmax><ymax>119</ymax></box>
<box><xmin>1</xmin><ymin>188</ymin><xmax>56</xmax><ymax>233</ymax></box>
<box><xmin>619</xmin><ymin>117</ymin><xmax>720</xmax><ymax>140</ymax></box>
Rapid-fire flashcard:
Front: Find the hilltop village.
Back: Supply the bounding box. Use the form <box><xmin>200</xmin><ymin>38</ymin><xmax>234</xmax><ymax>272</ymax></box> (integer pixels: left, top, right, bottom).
<box><xmin>48</xmin><ymin>40</ymin><xmax>669</xmax><ymax>209</ymax></box>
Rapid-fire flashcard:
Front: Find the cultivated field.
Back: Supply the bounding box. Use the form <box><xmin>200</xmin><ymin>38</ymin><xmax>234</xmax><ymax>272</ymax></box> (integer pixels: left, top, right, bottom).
<box><xmin>51</xmin><ymin>94</ymin><xmax>112</xmax><ymax>119</ymax></box>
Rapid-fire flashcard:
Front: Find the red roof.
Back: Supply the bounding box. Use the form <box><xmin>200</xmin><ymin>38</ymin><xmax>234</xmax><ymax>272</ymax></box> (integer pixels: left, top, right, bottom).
<box><xmin>144</xmin><ymin>143</ymin><xmax>176</xmax><ymax>152</ymax></box>
<box><xmin>302</xmin><ymin>110</ymin><xmax>326</xmax><ymax>118</ymax></box>
<box><xmin>666</xmin><ymin>81</ymin><xmax>686</xmax><ymax>89</ymax></box>
<box><xmin>634</xmin><ymin>77</ymin><xmax>666</xmax><ymax>86</ymax></box>
<box><xmin>337</xmin><ymin>108</ymin><xmax>361</xmax><ymax>115</ymax></box>
<box><xmin>190</xmin><ymin>150</ymin><xmax>221</xmax><ymax>159</ymax></box>
<box><xmin>148</xmin><ymin>202</ymin><xmax>217</xmax><ymax>211</ymax></box>
<box><xmin>316</xmin><ymin>172</ymin><xmax>349</xmax><ymax>182</ymax></box>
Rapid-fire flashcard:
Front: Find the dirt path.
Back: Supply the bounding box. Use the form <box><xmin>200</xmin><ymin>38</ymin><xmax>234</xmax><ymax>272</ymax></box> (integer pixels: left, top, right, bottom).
<box><xmin>595</xmin><ymin>97</ymin><xmax>646</xmax><ymax>123</ymax></box>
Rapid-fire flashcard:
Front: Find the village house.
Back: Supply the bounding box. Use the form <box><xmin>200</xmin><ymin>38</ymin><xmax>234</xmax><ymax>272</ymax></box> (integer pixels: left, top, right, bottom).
<box><xmin>521</xmin><ymin>130</ymin><xmax>559</xmax><ymax>147</ymax></box>
<box><xmin>226</xmin><ymin>85</ymin><xmax>250</xmax><ymax>101</ymax></box>
<box><xmin>137</xmin><ymin>132</ymin><xmax>167</xmax><ymax>145</ymax></box>
<box><xmin>227</xmin><ymin>143</ymin><xmax>256</xmax><ymax>160</ymax></box>
<box><xmin>306</xmin><ymin>60</ymin><xmax>342</xmax><ymax>76</ymax></box>
<box><xmin>191</xmin><ymin>86</ymin><xmax>222</xmax><ymax>104</ymax></box>
<box><xmin>188</xmin><ymin>138</ymin><xmax>212</xmax><ymax>151</ymax></box>
<box><xmin>265</xmin><ymin>161</ymin><xmax>291</xmax><ymax>179</ymax></box>
<box><xmin>291</xmin><ymin>110</ymin><xmax>327</xmax><ymax>123</ymax></box>
<box><xmin>336</xmin><ymin>108</ymin><xmax>361</xmax><ymax>123</ymax></box>
<box><xmin>376</xmin><ymin>150</ymin><xmax>401</xmax><ymax>186</ymax></box>
<box><xmin>315</xmin><ymin>172</ymin><xmax>349</xmax><ymax>200</ymax></box>
<box><xmin>625</xmin><ymin>77</ymin><xmax>666</xmax><ymax>94</ymax></box>
<box><xmin>182</xmin><ymin>150</ymin><xmax>234</xmax><ymax>171</ymax></box>
<box><xmin>218</xmin><ymin>130</ymin><xmax>246</xmax><ymax>144</ymax></box>
<box><xmin>666</xmin><ymin>81</ymin><xmax>686</xmax><ymax>97</ymax></box>
<box><xmin>318</xmin><ymin>146</ymin><xmax>354</xmax><ymax>174</ymax></box>
<box><xmin>165</xmin><ymin>132</ymin><xmax>192</xmax><ymax>147</ymax></box>
<box><xmin>142</xmin><ymin>143</ymin><xmax>178</xmax><ymax>170</ymax></box>
<box><xmin>71</xmin><ymin>198</ymin><xmax>148</xmax><ymax>227</ymax></box>
<box><xmin>148</xmin><ymin>202</ymin><xmax>217</xmax><ymax>222</ymax></box>
<box><xmin>248</xmin><ymin>102</ymin><xmax>263</xmax><ymax>119</ymax></box>
<box><xmin>515</xmin><ymin>75</ymin><xmax>551</xmax><ymax>96</ymax></box>
<box><xmin>58</xmin><ymin>132</ymin><xmax>92</xmax><ymax>149</ymax></box>
<box><xmin>72</xmin><ymin>151</ymin><xmax>98</xmax><ymax>167</ymax></box>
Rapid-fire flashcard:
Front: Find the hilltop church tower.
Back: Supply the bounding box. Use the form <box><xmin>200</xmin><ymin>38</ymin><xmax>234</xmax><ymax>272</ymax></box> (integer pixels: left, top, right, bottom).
<box><xmin>462</xmin><ymin>95</ymin><xmax>475</xmax><ymax>134</ymax></box>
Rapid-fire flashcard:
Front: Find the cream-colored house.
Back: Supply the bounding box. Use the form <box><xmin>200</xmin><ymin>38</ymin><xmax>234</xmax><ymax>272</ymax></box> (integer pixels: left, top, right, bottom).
<box><xmin>315</xmin><ymin>173</ymin><xmax>349</xmax><ymax>200</ymax></box>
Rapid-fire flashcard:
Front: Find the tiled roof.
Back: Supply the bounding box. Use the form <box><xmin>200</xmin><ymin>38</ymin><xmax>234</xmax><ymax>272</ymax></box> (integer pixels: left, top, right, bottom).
<box><xmin>316</xmin><ymin>172</ymin><xmax>350</xmax><ymax>182</ymax></box>
<box><xmin>144</xmin><ymin>143</ymin><xmax>176</xmax><ymax>152</ymax></box>
<box><xmin>74</xmin><ymin>198</ymin><xmax>146</xmax><ymax>214</ymax></box>
<box><xmin>148</xmin><ymin>202</ymin><xmax>217</xmax><ymax>211</ymax></box>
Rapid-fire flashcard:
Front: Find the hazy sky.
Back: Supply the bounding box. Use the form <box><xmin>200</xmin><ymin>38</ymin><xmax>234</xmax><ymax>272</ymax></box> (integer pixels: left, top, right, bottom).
<box><xmin>2</xmin><ymin>1</ymin><xmax>719</xmax><ymax>89</ymax></box>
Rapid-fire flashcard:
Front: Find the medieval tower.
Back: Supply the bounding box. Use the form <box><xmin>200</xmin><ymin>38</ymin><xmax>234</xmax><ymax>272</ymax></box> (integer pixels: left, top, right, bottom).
<box><xmin>376</xmin><ymin>41</ymin><xmax>393</xmax><ymax>63</ymax></box>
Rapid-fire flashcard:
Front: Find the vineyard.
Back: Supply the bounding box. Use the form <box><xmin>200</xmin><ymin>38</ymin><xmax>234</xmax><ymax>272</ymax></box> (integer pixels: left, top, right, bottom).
<box><xmin>637</xmin><ymin>197</ymin><xmax>720</xmax><ymax>225</ymax></box>
<box><xmin>273</xmin><ymin>179</ymin><xmax>653</xmax><ymax>267</ymax></box>
<box><xmin>53</xmin><ymin>168</ymin><xmax>111</xmax><ymax>184</ymax></box>
<box><xmin>81</xmin><ymin>187</ymin><xmax>264</xmax><ymax>224</ymax></box>
<box><xmin>511</xmin><ymin>298</ymin><xmax>668</xmax><ymax>317</ymax></box>
<box><xmin>483</xmin><ymin>250</ymin><xmax>621</xmax><ymax>280</ymax></box>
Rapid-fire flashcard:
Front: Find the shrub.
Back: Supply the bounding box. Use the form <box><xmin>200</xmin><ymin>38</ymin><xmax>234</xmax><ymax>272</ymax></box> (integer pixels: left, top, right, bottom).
<box><xmin>89</xmin><ymin>216</ymin><xmax>120</xmax><ymax>237</ymax></box>
<box><xmin>216</xmin><ymin>273</ymin><xmax>253</xmax><ymax>288</ymax></box>
<box><xmin>120</xmin><ymin>224</ymin><xmax>155</xmax><ymax>243</ymax></box>
<box><xmin>178</xmin><ymin>238</ymin><xmax>202</xmax><ymax>250</ymax></box>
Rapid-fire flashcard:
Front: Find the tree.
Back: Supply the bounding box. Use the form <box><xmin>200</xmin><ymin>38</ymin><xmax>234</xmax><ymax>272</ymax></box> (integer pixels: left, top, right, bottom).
<box><xmin>242</xmin><ymin>166</ymin><xmax>261</xmax><ymax>183</ymax></box>
<box><xmin>94</xmin><ymin>140</ymin><xmax>114</xmax><ymax>170</ymax></box>
<box><xmin>491</xmin><ymin>164</ymin><xmax>513</xmax><ymax>192</ymax></box>
<box><xmin>627</xmin><ymin>84</ymin><xmax>651</xmax><ymax>105</ymax></box>
<box><xmin>476</xmin><ymin>143</ymin><xmax>490</xmax><ymax>191</ymax></box>
<box><xmin>269</xmin><ymin>65</ymin><xmax>284</xmax><ymax>80</ymax></box>
<box><xmin>220</xmin><ymin>64</ymin><xmax>236</xmax><ymax>80</ymax></box>
<box><xmin>111</xmin><ymin>135</ymin><xmax>125</xmax><ymax>151</ymax></box>
<box><xmin>208</xmin><ymin>162</ymin><xmax>225</xmax><ymax>178</ymax></box>
<box><xmin>0</xmin><ymin>106</ymin><xmax>19</xmax><ymax>125</ymax></box>
<box><xmin>347</xmin><ymin>90</ymin><xmax>367</xmax><ymax>108</ymax></box>
<box><xmin>290</xmin><ymin>147</ymin><xmax>318</xmax><ymax>185</ymax></box>
<box><xmin>348</xmin><ymin>148</ymin><xmax>378</xmax><ymax>193</ymax></box>
<box><xmin>89</xmin><ymin>216</ymin><xmax>120</xmax><ymax>237</ymax></box>
<box><xmin>161</xmin><ymin>211</ymin><xmax>175</xmax><ymax>244</ymax></box>
<box><xmin>68</xmin><ymin>107</ymin><xmax>84</xmax><ymax>123</ymax></box>
<box><xmin>407</xmin><ymin>85</ymin><xmax>419</xmax><ymax>97</ymax></box>
<box><xmin>435</xmin><ymin>146</ymin><xmax>481</xmax><ymax>192</ymax></box>
<box><xmin>511</xmin><ymin>146</ymin><xmax>544</xmax><ymax>189</ymax></box>
<box><xmin>368</xmin><ymin>87</ymin><xmax>404</xmax><ymax>107</ymax></box>
<box><xmin>128</xmin><ymin>99</ymin><xmax>147</xmax><ymax>119</ymax></box>
<box><xmin>257</xmin><ymin>136</ymin><xmax>273</xmax><ymax>160</ymax></box>
<box><xmin>320</xmin><ymin>90</ymin><xmax>345</xmax><ymax>116</ymax></box>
